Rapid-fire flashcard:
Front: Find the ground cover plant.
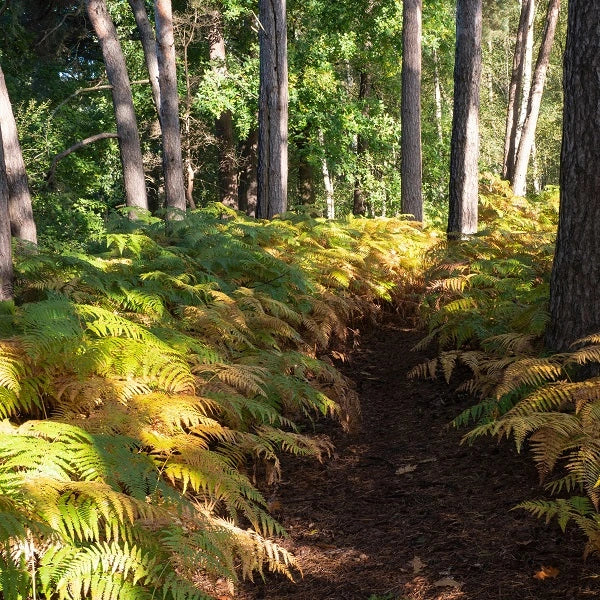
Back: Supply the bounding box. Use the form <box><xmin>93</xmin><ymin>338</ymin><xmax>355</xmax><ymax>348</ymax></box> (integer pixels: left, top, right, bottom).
<box><xmin>0</xmin><ymin>206</ymin><xmax>429</xmax><ymax>599</ymax></box>
<box><xmin>412</xmin><ymin>180</ymin><xmax>600</xmax><ymax>562</ymax></box>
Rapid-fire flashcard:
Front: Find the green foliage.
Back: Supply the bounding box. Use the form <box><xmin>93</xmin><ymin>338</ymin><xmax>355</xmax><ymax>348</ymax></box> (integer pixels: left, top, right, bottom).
<box><xmin>0</xmin><ymin>208</ymin><xmax>427</xmax><ymax>598</ymax></box>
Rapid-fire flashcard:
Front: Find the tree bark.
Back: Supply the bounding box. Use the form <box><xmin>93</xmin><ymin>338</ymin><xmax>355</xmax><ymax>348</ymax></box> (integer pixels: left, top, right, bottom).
<box><xmin>85</xmin><ymin>0</ymin><xmax>148</xmax><ymax>213</ymax></box>
<box><xmin>238</xmin><ymin>129</ymin><xmax>258</xmax><ymax>216</ymax></box>
<box><xmin>433</xmin><ymin>47</ymin><xmax>444</xmax><ymax>144</ymax></box>
<box><xmin>502</xmin><ymin>0</ymin><xmax>535</xmax><ymax>182</ymax></box>
<box><xmin>154</xmin><ymin>0</ymin><xmax>186</xmax><ymax>218</ymax></box>
<box><xmin>353</xmin><ymin>71</ymin><xmax>371</xmax><ymax>217</ymax></box>
<box><xmin>512</xmin><ymin>0</ymin><xmax>560</xmax><ymax>197</ymax></box>
<box><xmin>256</xmin><ymin>0</ymin><xmax>288</xmax><ymax>219</ymax></box>
<box><xmin>401</xmin><ymin>0</ymin><xmax>423</xmax><ymax>221</ymax></box>
<box><xmin>447</xmin><ymin>0</ymin><xmax>482</xmax><ymax>238</ymax></box>
<box><xmin>0</xmin><ymin>64</ymin><xmax>37</xmax><ymax>244</ymax></box>
<box><xmin>0</xmin><ymin>125</ymin><xmax>13</xmax><ymax>302</ymax></box>
<box><xmin>546</xmin><ymin>0</ymin><xmax>600</xmax><ymax>351</ymax></box>
<box><xmin>127</xmin><ymin>0</ymin><xmax>162</xmax><ymax>120</ymax></box>
<box><xmin>318</xmin><ymin>130</ymin><xmax>334</xmax><ymax>219</ymax></box>
<box><xmin>208</xmin><ymin>9</ymin><xmax>238</xmax><ymax>208</ymax></box>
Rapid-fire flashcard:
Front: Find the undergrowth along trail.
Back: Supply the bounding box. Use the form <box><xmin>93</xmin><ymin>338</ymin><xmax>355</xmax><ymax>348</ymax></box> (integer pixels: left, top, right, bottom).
<box><xmin>241</xmin><ymin>318</ymin><xmax>600</xmax><ymax>600</ymax></box>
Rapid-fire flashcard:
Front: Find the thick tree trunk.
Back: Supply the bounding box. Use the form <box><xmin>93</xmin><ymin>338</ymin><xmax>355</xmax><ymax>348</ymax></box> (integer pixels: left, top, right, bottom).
<box><xmin>256</xmin><ymin>0</ymin><xmax>288</xmax><ymax>219</ymax></box>
<box><xmin>238</xmin><ymin>129</ymin><xmax>258</xmax><ymax>216</ymax></box>
<box><xmin>85</xmin><ymin>0</ymin><xmax>148</xmax><ymax>213</ymax></box>
<box><xmin>353</xmin><ymin>71</ymin><xmax>371</xmax><ymax>217</ymax></box>
<box><xmin>546</xmin><ymin>1</ymin><xmax>600</xmax><ymax>351</ymax></box>
<box><xmin>512</xmin><ymin>0</ymin><xmax>560</xmax><ymax>197</ymax></box>
<box><xmin>516</xmin><ymin>1</ymin><xmax>535</xmax><ymax>152</ymax></box>
<box><xmin>154</xmin><ymin>0</ymin><xmax>186</xmax><ymax>218</ymax></box>
<box><xmin>447</xmin><ymin>0</ymin><xmax>482</xmax><ymax>238</ymax></box>
<box><xmin>208</xmin><ymin>10</ymin><xmax>238</xmax><ymax>208</ymax></box>
<box><xmin>0</xmin><ymin>126</ymin><xmax>13</xmax><ymax>301</ymax></box>
<box><xmin>0</xmin><ymin>64</ymin><xmax>37</xmax><ymax>244</ymax></box>
<box><xmin>502</xmin><ymin>0</ymin><xmax>535</xmax><ymax>182</ymax></box>
<box><xmin>127</xmin><ymin>0</ymin><xmax>162</xmax><ymax>119</ymax></box>
<box><xmin>400</xmin><ymin>0</ymin><xmax>423</xmax><ymax>221</ymax></box>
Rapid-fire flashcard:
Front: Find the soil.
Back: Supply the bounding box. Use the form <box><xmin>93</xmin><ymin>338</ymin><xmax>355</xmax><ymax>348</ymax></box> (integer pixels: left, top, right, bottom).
<box><xmin>237</xmin><ymin>316</ymin><xmax>600</xmax><ymax>600</ymax></box>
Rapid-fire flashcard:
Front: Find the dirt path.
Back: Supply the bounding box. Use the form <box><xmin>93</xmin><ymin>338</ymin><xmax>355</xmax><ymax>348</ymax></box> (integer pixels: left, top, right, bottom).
<box><xmin>239</xmin><ymin>318</ymin><xmax>600</xmax><ymax>600</ymax></box>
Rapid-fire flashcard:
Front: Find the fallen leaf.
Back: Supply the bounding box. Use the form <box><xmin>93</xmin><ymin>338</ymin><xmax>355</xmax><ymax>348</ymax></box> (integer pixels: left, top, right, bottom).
<box><xmin>533</xmin><ymin>566</ymin><xmax>560</xmax><ymax>580</ymax></box>
<box><xmin>408</xmin><ymin>556</ymin><xmax>426</xmax><ymax>574</ymax></box>
<box><xmin>433</xmin><ymin>577</ymin><xmax>463</xmax><ymax>589</ymax></box>
<box><xmin>395</xmin><ymin>464</ymin><xmax>417</xmax><ymax>475</ymax></box>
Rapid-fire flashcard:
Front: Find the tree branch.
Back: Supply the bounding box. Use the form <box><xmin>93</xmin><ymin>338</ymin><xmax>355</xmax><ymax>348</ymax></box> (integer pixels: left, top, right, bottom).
<box><xmin>46</xmin><ymin>132</ymin><xmax>119</xmax><ymax>183</ymax></box>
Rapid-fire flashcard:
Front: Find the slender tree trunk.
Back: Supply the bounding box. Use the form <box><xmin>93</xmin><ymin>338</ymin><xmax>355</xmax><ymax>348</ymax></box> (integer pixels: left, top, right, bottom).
<box><xmin>182</xmin><ymin>8</ymin><xmax>199</xmax><ymax>210</ymax></box>
<box><xmin>401</xmin><ymin>0</ymin><xmax>423</xmax><ymax>221</ymax></box>
<box><xmin>447</xmin><ymin>0</ymin><xmax>482</xmax><ymax>238</ymax></box>
<box><xmin>547</xmin><ymin>0</ymin><xmax>600</xmax><ymax>351</ymax></box>
<box><xmin>85</xmin><ymin>0</ymin><xmax>148</xmax><ymax>213</ymax></box>
<box><xmin>154</xmin><ymin>0</ymin><xmax>186</xmax><ymax>218</ymax></box>
<box><xmin>0</xmin><ymin>125</ymin><xmax>13</xmax><ymax>301</ymax></box>
<box><xmin>0</xmin><ymin>64</ymin><xmax>37</xmax><ymax>244</ymax></box>
<box><xmin>238</xmin><ymin>129</ymin><xmax>258</xmax><ymax>216</ymax></box>
<box><xmin>318</xmin><ymin>130</ymin><xmax>334</xmax><ymax>219</ymax></box>
<box><xmin>208</xmin><ymin>9</ymin><xmax>238</xmax><ymax>208</ymax></box>
<box><xmin>512</xmin><ymin>0</ymin><xmax>560</xmax><ymax>197</ymax></box>
<box><xmin>433</xmin><ymin>48</ymin><xmax>444</xmax><ymax>144</ymax></box>
<box><xmin>353</xmin><ymin>71</ymin><xmax>371</xmax><ymax>216</ymax></box>
<box><xmin>297</xmin><ymin>128</ymin><xmax>315</xmax><ymax>205</ymax></box>
<box><xmin>516</xmin><ymin>1</ymin><xmax>535</xmax><ymax>151</ymax></box>
<box><xmin>256</xmin><ymin>0</ymin><xmax>288</xmax><ymax>219</ymax></box>
<box><xmin>502</xmin><ymin>0</ymin><xmax>535</xmax><ymax>182</ymax></box>
<box><xmin>127</xmin><ymin>0</ymin><xmax>162</xmax><ymax>118</ymax></box>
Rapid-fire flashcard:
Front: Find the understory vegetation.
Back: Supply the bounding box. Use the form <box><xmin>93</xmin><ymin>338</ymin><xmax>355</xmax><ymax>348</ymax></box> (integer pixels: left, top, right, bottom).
<box><xmin>412</xmin><ymin>179</ymin><xmax>600</xmax><ymax>560</ymax></box>
<box><xmin>0</xmin><ymin>206</ymin><xmax>428</xmax><ymax>599</ymax></box>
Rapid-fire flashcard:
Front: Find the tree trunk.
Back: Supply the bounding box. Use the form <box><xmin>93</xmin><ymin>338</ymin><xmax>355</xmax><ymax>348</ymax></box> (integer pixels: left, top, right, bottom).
<box><xmin>208</xmin><ymin>9</ymin><xmax>238</xmax><ymax>208</ymax></box>
<box><xmin>433</xmin><ymin>47</ymin><xmax>444</xmax><ymax>144</ymax></box>
<box><xmin>400</xmin><ymin>0</ymin><xmax>423</xmax><ymax>222</ymax></box>
<box><xmin>0</xmin><ymin>125</ymin><xmax>13</xmax><ymax>302</ymax></box>
<box><xmin>353</xmin><ymin>71</ymin><xmax>371</xmax><ymax>217</ymax></box>
<box><xmin>154</xmin><ymin>0</ymin><xmax>186</xmax><ymax>218</ymax></box>
<box><xmin>0</xmin><ymin>64</ymin><xmax>37</xmax><ymax>244</ymax></box>
<box><xmin>318</xmin><ymin>130</ymin><xmax>334</xmax><ymax>219</ymax></box>
<box><xmin>512</xmin><ymin>0</ymin><xmax>560</xmax><ymax>197</ymax></box>
<box><xmin>516</xmin><ymin>1</ymin><xmax>535</xmax><ymax>152</ymax></box>
<box><xmin>502</xmin><ymin>0</ymin><xmax>535</xmax><ymax>182</ymax></box>
<box><xmin>256</xmin><ymin>0</ymin><xmax>288</xmax><ymax>219</ymax></box>
<box><xmin>238</xmin><ymin>129</ymin><xmax>258</xmax><ymax>216</ymax></box>
<box><xmin>127</xmin><ymin>0</ymin><xmax>162</xmax><ymax>119</ymax></box>
<box><xmin>447</xmin><ymin>0</ymin><xmax>482</xmax><ymax>238</ymax></box>
<box><xmin>85</xmin><ymin>0</ymin><xmax>148</xmax><ymax>213</ymax></box>
<box><xmin>546</xmin><ymin>0</ymin><xmax>600</xmax><ymax>351</ymax></box>
<box><xmin>297</xmin><ymin>128</ymin><xmax>315</xmax><ymax>205</ymax></box>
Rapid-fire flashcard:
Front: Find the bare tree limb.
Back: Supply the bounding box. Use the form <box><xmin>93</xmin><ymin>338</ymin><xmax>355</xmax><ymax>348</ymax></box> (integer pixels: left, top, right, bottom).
<box><xmin>46</xmin><ymin>132</ymin><xmax>118</xmax><ymax>183</ymax></box>
<box><xmin>50</xmin><ymin>79</ymin><xmax>150</xmax><ymax>118</ymax></box>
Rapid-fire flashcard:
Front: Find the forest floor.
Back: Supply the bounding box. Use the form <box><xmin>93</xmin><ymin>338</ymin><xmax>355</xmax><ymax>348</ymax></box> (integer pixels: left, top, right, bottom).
<box><xmin>237</xmin><ymin>315</ymin><xmax>600</xmax><ymax>600</ymax></box>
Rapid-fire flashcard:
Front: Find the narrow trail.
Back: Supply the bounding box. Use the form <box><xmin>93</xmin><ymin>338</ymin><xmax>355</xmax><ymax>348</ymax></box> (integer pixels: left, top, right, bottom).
<box><xmin>240</xmin><ymin>318</ymin><xmax>600</xmax><ymax>600</ymax></box>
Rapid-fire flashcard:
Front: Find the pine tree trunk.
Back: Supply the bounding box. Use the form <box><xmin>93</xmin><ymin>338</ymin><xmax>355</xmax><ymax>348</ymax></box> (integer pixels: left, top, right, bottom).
<box><xmin>516</xmin><ymin>1</ymin><xmax>535</xmax><ymax>152</ymax></box>
<box><xmin>433</xmin><ymin>48</ymin><xmax>443</xmax><ymax>144</ymax></box>
<box><xmin>447</xmin><ymin>0</ymin><xmax>482</xmax><ymax>238</ymax></box>
<box><xmin>502</xmin><ymin>0</ymin><xmax>535</xmax><ymax>182</ymax></box>
<box><xmin>547</xmin><ymin>0</ymin><xmax>600</xmax><ymax>351</ymax></box>
<box><xmin>512</xmin><ymin>0</ymin><xmax>560</xmax><ymax>197</ymax></box>
<box><xmin>0</xmin><ymin>125</ymin><xmax>13</xmax><ymax>301</ymax></box>
<box><xmin>400</xmin><ymin>0</ymin><xmax>423</xmax><ymax>221</ymax></box>
<box><xmin>154</xmin><ymin>0</ymin><xmax>186</xmax><ymax>218</ymax></box>
<box><xmin>319</xmin><ymin>130</ymin><xmax>334</xmax><ymax>219</ymax></box>
<box><xmin>353</xmin><ymin>71</ymin><xmax>371</xmax><ymax>217</ymax></box>
<box><xmin>85</xmin><ymin>0</ymin><xmax>148</xmax><ymax>213</ymax></box>
<box><xmin>256</xmin><ymin>0</ymin><xmax>288</xmax><ymax>219</ymax></box>
<box><xmin>208</xmin><ymin>10</ymin><xmax>238</xmax><ymax>208</ymax></box>
<box><xmin>238</xmin><ymin>129</ymin><xmax>258</xmax><ymax>216</ymax></box>
<box><xmin>127</xmin><ymin>0</ymin><xmax>162</xmax><ymax>119</ymax></box>
<box><xmin>0</xmin><ymin>64</ymin><xmax>37</xmax><ymax>244</ymax></box>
